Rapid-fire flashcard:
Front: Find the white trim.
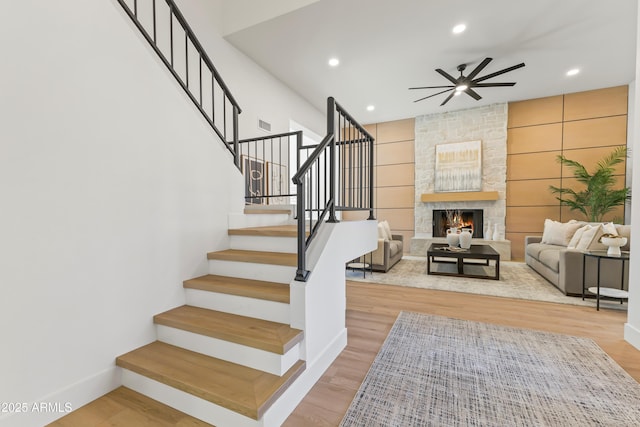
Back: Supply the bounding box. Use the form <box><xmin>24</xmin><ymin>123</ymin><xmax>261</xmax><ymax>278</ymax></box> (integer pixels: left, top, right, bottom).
<box><xmin>624</xmin><ymin>322</ymin><xmax>640</xmax><ymax>351</ymax></box>
<box><xmin>0</xmin><ymin>367</ymin><xmax>121</xmax><ymax>427</ymax></box>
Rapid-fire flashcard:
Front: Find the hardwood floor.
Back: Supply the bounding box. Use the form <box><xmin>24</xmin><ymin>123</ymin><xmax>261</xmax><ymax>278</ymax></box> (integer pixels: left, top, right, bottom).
<box><xmin>283</xmin><ymin>281</ymin><xmax>640</xmax><ymax>426</ymax></box>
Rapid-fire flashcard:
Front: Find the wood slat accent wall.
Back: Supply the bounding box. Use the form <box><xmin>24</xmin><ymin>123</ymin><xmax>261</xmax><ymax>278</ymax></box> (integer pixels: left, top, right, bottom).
<box><xmin>342</xmin><ymin>118</ymin><xmax>415</xmax><ymax>252</ymax></box>
<box><xmin>506</xmin><ymin>85</ymin><xmax>628</xmax><ymax>260</ymax></box>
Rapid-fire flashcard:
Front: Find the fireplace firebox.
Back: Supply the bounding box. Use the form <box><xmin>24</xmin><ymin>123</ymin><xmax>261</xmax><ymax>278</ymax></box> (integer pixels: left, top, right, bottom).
<box><xmin>433</xmin><ymin>209</ymin><xmax>484</xmax><ymax>238</ymax></box>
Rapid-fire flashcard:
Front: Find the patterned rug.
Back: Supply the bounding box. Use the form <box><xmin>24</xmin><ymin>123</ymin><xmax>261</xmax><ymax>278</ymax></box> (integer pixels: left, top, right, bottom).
<box><xmin>340</xmin><ymin>312</ymin><xmax>640</xmax><ymax>426</ymax></box>
<box><xmin>346</xmin><ymin>256</ymin><xmax>625</xmax><ymax>308</ymax></box>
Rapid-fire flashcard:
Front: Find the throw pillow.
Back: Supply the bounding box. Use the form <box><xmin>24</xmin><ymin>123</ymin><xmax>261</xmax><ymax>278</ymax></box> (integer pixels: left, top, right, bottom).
<box><xmin>601</xmin><ymin>222</ymin><xmax>618</xmax><ymax>236</ymax></box>
<box><xmin>377</xmin><ymin>222</ymin><xmax>387</xmax><ymax>240</ymax></box>
<box><xmin>567</xmin><ymin>225</ymin><xmax>589</xmax><ymax>249</ymax></box>
<box><xmin>541</xmin><ymin>219</ymin><xmax>582</xmax><ymax>246</ymax></box>
<box><xmin>381</xmin><ymin>220</ymin><xmax>393</xmax><ymax>240</ymax></box>
<box><xmin>575</xmin><ymin>224</ymin><xmax>602</xmax><ymax>251</ymax></box>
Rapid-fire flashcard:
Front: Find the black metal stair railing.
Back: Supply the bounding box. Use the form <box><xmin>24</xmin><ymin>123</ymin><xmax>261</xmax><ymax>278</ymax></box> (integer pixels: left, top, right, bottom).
<box><xmin>238</xmin><ymin>131</ymin><xmax>302</xmax><ymax>205</ymax></box>
<box><xmin>292</xmin><ymin>97</ymin><xmax>375</xmax><ymax>281</ymax></box>
<box><xmin>115</xmin><ymin>0</ymin><xmax>242</xmax><ymax>167</ymax></box>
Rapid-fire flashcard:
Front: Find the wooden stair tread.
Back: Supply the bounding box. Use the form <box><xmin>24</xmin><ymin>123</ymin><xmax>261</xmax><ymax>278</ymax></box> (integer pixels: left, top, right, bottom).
<box><xmin>184</xmin><ymin>274</ymin><xmax>290</xmax><ymax>303</ymax></box>
<box><xmin>207</xmin><ymin>249</ymin><xmax>297</xmax><ymax>267</ymax></box>
<box><xmin>116</xmin><ymin>341</ymin><xmax>306</xmax><ymax>420</ymax></box>
<box><xmin>154</xmin><ymin>305</ymin><xmax>303</xmax><ymax>354</ymax></box>
<box><xmin>228</xmin><ymin>224</ymin><xmax>299</xmax><ymax>237</ymax></box>
<box><xmin>46</xmin><ymin>386</ymin><xmax>212</xmax><ymax>426</ymax></box>
<box><xmin>244</xmin><ymin>208</ymin><xmax>290</xmax><ymax>215</ymax></box>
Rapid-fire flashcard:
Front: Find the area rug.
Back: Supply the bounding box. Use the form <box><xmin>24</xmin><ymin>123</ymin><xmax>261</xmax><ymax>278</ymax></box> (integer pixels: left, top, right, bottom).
<box><xmin>346</xmin><ymin>256</ymin><xmax>623</xmax><ymax>308</ymax></box>
<box><xmin>340</xmin><ymin>311</ymin><xmax>640</xmax><ymax>426</ymax></box>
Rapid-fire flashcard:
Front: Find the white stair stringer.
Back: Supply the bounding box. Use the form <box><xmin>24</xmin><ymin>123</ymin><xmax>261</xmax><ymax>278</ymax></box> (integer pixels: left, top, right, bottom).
<box><xmin>121</xmin><ymin>369</ymin><xmax>264</xmax><ymax>427</ymax></box>
<box><xmin>156</xmin><ymin>325</ymin><xmax>300</xmax><ymax>376</ymax></box>
<box><xmin>229</xmin><ymin>234</ymin><xmax>297</xmax><ymax>253</ymax></box>
<box><xmin>184</xmin><ymin>288</ymin><xmax>290</xmax><ymax>324</ymax></box>
<box><xmin>208</xmin><ymin>259</ymin><xmax>296</xmax><ymax>284</ymax></box>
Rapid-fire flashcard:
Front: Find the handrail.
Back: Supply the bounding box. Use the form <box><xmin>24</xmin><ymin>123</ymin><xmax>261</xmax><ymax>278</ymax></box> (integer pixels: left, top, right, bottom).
<box><xmin>115</xmin><ymin>0</ymin><xmax>242</xmax><ymax>167</ymax></box>
<box><xmin>294</xmin><ymin>97</ymin><xmax>375</xmax><ymax>281</ymax></box>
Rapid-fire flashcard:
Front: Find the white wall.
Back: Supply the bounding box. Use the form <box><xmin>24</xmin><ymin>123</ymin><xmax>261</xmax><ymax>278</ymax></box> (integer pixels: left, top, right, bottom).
<box><xmin>175</xmin><ymin>0</ymin><xmax>325</xmax><ymax>139</ymax></box>
<box><xmin>623</xmin><ymin>4</ymin><xmax>640</xmax><ymax>350</ymax></box>
<box><xmin>0</xmin><ymin>1</ymin><xmax>323</xmax><ymax>425</ymax></box>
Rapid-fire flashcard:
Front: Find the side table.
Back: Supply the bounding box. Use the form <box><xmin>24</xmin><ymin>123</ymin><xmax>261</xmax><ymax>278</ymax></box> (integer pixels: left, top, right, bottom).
<box><xmin>582</xmin><ymin>250</ymin><xmax>629</xmax><ymax>311</ymax></box>
<box><xmin>347</xmin><ymin>251</ymin><xmax>373</xmax><ymax>278</ymax></box>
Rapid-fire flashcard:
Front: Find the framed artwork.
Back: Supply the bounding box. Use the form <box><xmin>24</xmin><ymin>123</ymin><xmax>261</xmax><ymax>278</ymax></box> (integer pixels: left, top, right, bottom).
<box><xmin>267</xmin><ymin>162</ymin><xmax>288</xmax><ymax>205</ymax></box>
<box><xmin>242</xmin><ymin>156</ymin><xmax>265</xmax><ymax>204</ymax></box>
<box><xmin>435</xmin><ymin>140</ymin><xmax>482</xmax><ymax>192</ymax></box>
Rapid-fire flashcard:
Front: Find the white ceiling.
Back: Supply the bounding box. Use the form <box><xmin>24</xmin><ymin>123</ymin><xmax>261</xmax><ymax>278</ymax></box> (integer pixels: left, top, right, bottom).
<box><xmin>223</xmin><ymin>0</ymin><xmax>638</xmax><ymax>124</ymax></box>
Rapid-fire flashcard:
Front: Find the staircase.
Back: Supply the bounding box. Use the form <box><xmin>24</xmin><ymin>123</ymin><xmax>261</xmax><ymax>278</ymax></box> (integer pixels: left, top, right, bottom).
<box><xmin>115</xmin><ymin>209</ymin><xmax>306</xmax><ymax>426</ymax></box>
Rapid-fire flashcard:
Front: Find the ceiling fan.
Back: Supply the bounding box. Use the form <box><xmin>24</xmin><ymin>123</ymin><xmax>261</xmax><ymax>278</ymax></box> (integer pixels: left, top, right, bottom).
<box><xmin>409</xmin><ymin>57</ymin><xmax>525</xmax><ymax>106</ymax></box>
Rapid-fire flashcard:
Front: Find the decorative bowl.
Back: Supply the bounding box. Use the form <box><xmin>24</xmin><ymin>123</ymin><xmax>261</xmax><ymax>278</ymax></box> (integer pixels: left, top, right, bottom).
<box><xmin>600</xmin><ymin>236</ymin><xmax>627</xmax><ymax>256</ymax></box>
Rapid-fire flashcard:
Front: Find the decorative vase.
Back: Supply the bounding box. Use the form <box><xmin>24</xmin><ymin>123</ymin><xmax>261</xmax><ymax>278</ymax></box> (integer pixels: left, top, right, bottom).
<box><xmin>492</xmin><ymin>224</ymin><xmax>500</xmax><ymax>241</ymax></box>
<box><xmin>446</xmin><ymin>228</ymin><xmax>460</xmax><ymax>247</ymax></box>
<box><xmin>601</xmin><ymin>236</ymin><xmax>627</xmax><ymax>256</ymax></box>
<box><xmin>484</xmin><ymin>221</ymin><xmax>492</xmax><ymax>240</ymax></box>
<box><xmin>459</xmin><ymin>229</ymin><xmax>472</xmax><ymax>249</ymax></box>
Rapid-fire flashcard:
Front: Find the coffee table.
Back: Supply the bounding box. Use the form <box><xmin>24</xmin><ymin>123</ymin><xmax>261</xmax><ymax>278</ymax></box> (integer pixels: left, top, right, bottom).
<box><xmin>427</xmin><ymin>243</ymin><xmax>500</xmax><ymax>280</ymax></box>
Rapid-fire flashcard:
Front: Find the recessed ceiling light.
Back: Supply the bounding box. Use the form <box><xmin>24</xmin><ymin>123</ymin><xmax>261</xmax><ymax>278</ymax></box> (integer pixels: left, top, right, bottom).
<box><xmin>366</xmin><ymin>105</ymin><xmax>375</xmax><ymax>111</ymax></box>
<box><xmin>566</xmin><ymin>68</ymin><xmax>580</xmax><ymax>76</ymax></box>
<box><xmin>452</xmin><ymin>23</ymin><xmax>466</xmax><ymax>34</ymax></box>
<box><xmin>328</xmin><ymin>58</ymin><xmax>340</xmax><ymax>67</ymax></box>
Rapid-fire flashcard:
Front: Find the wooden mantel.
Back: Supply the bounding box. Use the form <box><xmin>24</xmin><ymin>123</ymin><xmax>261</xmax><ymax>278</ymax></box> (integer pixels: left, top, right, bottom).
<box><xmin>421</xmin><ymin>191</ymin><xmax>499</xmax><ymax>203</ymax></box>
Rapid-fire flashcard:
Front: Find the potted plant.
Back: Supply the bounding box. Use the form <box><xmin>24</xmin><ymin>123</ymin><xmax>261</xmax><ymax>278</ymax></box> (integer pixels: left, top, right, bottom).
<box><xmin>549</xmin><ymin>146</ymin><xmax>630</xmax><ymax>222</ymax></box>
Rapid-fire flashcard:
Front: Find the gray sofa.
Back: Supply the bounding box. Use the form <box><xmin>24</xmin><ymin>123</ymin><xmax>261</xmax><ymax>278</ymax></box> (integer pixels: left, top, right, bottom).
<box><xmin>525</xmin><ymin>224</ymin><xmax>631</xmax><ymax>296</ymax></box>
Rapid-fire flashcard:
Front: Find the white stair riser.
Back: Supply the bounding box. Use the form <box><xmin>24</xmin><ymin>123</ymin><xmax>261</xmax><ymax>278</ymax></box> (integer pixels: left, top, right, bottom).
<box><xmin>156</xmin><ymin>325</ymin><xmax>300</xmax><ymax>376</ymax></box>
<box><xmin>121</xmin><ymin>369</ymin><xmax>262</xmax><ymax>427</ymax></box>
<box><xmin>228</xmin><ymin>213</ymin><xmax>292</xmax><ymax>229</ymax></box>
<box><xmin>229</xmin><ymin>235</ymin><xmax>297</xmax><ymax>253</ymax></box>
<box><xmin>208</xmin><ymin>259</ymin><xmax>296</xmax><ymax>284</ymax></box>
<box><xmin>184</xmin><ymin>288</ymin><xmax>290</xmax><ymax>324</ymax></box>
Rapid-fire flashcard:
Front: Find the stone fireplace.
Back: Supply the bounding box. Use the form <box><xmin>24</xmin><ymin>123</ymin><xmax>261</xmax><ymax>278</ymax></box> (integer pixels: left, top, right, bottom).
<box><xmin>410</xmin><ymin>103</ymin><xmax>511</xmax><ymax>259</ymax></box>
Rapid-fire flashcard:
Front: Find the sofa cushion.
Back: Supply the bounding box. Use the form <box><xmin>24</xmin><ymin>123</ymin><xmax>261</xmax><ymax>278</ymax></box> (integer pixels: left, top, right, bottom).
<box><xmin>538</xmin><ymin>249</ymin><xmax>560</xmax><ymax>273</ymax></box>
<box><xmin>541</xmin><ymin>219</ymin><xmax>582</xmax><ymax>246</ymax></box>
<box><xmin>526</xmin><ymin>242</ymin><xmax>564</xmax><ymax>260</ymax></box>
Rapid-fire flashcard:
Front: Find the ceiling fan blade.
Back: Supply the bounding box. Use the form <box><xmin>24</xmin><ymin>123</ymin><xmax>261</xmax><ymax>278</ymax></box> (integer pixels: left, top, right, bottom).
<box><xmin>464</xmin><ymin>88</ymin><xmax>482</xmax><ymax>101</ymax></box>
<box><xmin>440</xmin><ymin>91</ymin><xmax>456</xmax><ymax>106</ymax></box>
<box><xmin>472</xmin><ymin>82</ymin><xmax>517</xmax><ymax>87</ymax></box>
<box><xmin>466</xmin><ymin>57</ymin><xmax>492</xmax><ymax>80</ymax></box>
<box><xmin>473</xmin><ymin>63</ymin><xmax>525</xmax><ymax>83</ymax></box>
<box><xmin>413</xmin><ymin>88</ymin><xmax>454</xmax><ymax>103</ymax></box>
<box><xmin>409</xmin><ymin>85</ymin><xmax>455</xmax><ymax>90</ymax></box>
<box><xmin>436</xmin><ymin>68</ymin><xmax>459</xmax><ymax>85</ymax></box>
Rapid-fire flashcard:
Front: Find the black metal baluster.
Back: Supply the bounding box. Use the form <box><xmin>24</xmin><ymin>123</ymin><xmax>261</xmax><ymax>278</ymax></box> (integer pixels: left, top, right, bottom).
<box><xmin>152</xmin><ymin>0</ymin><xmax>157</xmax><ymax>43</ymax></box>
<box><xmin>133</xmin><ymin>0</ymin><xmax>138</xmax><ymax>16</ymax></box>
<box><xmin>169</xmin><ymin>6</ymin><xmax>174</xmax><ymax>66</ymax></box>
<box><xmin>198</xmin><ymin>56</ymin><xmax>203</xmax><ymax>106</ymax></box>
<box><xmin>185</xmin><ymin>33</ymin><xmax>189</xmax><ymax>88</ymax></box>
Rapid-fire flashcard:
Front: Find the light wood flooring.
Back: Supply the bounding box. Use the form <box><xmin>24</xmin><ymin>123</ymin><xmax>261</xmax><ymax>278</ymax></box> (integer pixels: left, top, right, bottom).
<box><xmin>282</xmin><ymin>281</ymin><xmax>640</xmax><ymax>426</ymax></box>
<box><xmin>49</xmin><ymin>281</ymin><xmax>639</xmax><ymax>426</ymax></box>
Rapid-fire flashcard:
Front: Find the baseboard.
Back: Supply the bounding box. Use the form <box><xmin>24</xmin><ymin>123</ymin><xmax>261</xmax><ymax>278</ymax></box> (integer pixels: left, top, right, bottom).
<box><xmin>0</xmin><ymin>367</ymin><xmax>121</xmax><ymax>427</ymax></box>
<box><xmin>624</xmin><ymin>322</ymin><xmax>640</xmax><ymax>351</ymax></box>
<box><xmin>263</xmin><ymin>327</ymin><xmax>348</xmax><ymax>426</ymax></box>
